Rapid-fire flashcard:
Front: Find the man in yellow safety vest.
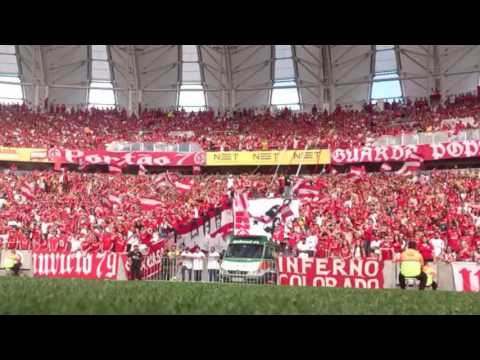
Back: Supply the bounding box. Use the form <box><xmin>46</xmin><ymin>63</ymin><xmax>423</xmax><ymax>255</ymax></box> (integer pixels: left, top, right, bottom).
<box><xmin>399</xmin><ymin>241</ymin><xmax>428</xmax><ymax>290</ymax></box>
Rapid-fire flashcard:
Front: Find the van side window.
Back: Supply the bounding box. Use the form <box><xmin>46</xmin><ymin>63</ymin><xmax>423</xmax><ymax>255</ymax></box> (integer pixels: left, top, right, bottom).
<box><xmin>264</xmin><ymin>246</ymin><xmax>273</xmax><ymax>259</ymax></box>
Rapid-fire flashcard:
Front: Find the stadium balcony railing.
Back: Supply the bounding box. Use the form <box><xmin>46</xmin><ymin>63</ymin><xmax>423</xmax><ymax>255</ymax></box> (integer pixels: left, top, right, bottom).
<box><xmin>105</xmin><ymin>141</ymin><xmax>202</xmax><ymax>153</ymax></box>
<box><xmin>373</xmin><ymin>128</ymin><xmax>480</xmax><ymax>147</ymax></box>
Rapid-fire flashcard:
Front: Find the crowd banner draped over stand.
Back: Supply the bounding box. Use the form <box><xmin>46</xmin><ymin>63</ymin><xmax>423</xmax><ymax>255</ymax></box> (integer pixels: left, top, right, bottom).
<box><xmin>4</xmin><ymin>139</ymin><xmax>480</xmax><ymax>167</ymax></box>
<box><xmin>331</xmin><ymin>140</ymin><xmax>480</xmax><ymax>164</ymax></box>
<box><xmin>451</xmin><ymin>262</ymin><xmax>480</xmax><ymax>292</ymax></box>
<box><xmin>32</xmin><ymin>251</ymin><xmax>120</xmax><ymax>280</ymax></box>
<box><xmin>8</xmin><ymin>249</ymin><xmax>478</xmax><ymax>292</ymax></box>
<box><xmin>121</xmin><ymin>241</ymin><xmax>164</xmax><ymax>280</ymax></box>
<box><xmin>276</xmin><ymin>257</ymin><xmax>385</xmax><ymax>288</ymax></box>
<box><xmin>47</xmin><ymin>148</ymin><xmax>206</xmax><ymax>167</ymax></box>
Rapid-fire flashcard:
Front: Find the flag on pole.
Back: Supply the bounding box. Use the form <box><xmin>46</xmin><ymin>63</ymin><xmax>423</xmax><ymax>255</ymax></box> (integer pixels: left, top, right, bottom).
<box><xmin>20</xmin><ymin>182</ymin><xmax>36</xmax><ymax>200</ymax></box>
<box><xmin>174</xmin><ymin>178</ymin><xmax>194</xmax><ymax>194</ymax></box>
<box><xmin>293</xmin><ymin>179</ymin><xmax>322</xmax><ymax>200</ymax></box>
<box><xmin>139</xmin><ymin>198</ymin><xmax>163</xmax><ymax>211</ymax></box>
<box><xmin>233</xmin><ymin>192</ymin><xmax>250</xmax><ymax>236</ymax></box>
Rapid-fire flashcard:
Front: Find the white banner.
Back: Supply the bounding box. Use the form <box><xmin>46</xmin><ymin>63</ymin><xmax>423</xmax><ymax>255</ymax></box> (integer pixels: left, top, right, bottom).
<box><xmin>451</xmin><ymin>262</ymin><xmax>480</xmax><ymax>292</ymax></box>
<box><xmin>248</xmin><ymin>198</ymin><xmax>300</xmax><ymax>237</ymax></box>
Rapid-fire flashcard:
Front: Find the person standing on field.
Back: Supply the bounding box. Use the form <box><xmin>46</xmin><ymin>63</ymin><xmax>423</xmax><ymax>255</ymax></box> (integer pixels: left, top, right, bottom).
<box><xmin>128</xmin><ymin>244</ymin><xmax>143</xmax><ymax>280</ymax></box>
<box><xmin>192</xmin><ymin>247</ymin><xmax>206</xmax><ymax>282</ymax></box>
<box><xmin>207</xmin><ymin>247</ymin><xmax>220</xmax><ymax>282</ymax></box>
<box><xmin>180</xmin><ymin>246</ymin><xmax>193</xmax><ymax>281</ymax></box>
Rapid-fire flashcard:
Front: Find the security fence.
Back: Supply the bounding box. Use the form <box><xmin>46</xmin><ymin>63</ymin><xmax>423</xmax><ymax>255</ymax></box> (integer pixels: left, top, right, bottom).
<box><xmin>143</xmin><ymin>257</ymin><xmax>278</xmax><ymax>285</ymax></box>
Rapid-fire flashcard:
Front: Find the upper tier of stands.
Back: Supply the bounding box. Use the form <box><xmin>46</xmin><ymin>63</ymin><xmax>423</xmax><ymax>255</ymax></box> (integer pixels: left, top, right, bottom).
<box><xmin>1</xmin><ymin>91</ymin><xmax>480</xmax><ymax>151</ymax></box>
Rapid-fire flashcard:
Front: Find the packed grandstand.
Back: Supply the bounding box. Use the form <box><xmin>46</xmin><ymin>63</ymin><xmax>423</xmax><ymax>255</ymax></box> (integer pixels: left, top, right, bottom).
<box><xmin>1</xmin><ymin>92</ymin><xmax>480</xmax><ymax>268</ymax></box>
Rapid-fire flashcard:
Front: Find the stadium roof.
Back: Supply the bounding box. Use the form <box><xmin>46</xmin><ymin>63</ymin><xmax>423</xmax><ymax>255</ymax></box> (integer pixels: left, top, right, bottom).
<box><xmin>2</xmin><ymin>45</ymin><xmax>480</xmax><ymax>112</ymax></box>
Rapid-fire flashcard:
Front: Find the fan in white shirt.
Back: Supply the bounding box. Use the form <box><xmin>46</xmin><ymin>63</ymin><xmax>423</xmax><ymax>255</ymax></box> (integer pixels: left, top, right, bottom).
<box><xmin>70</xmin><ymin>235</ymin><xmax>82</xmax><ymax>253</ymax></box>
<box><xmin>180</xmin><ymin>248</ymin><xmax>194</xmax><ymax>281</ymax></box>
<box><xmin>430</xmin><ymin>237</ymin><xmax>445</xmax><ymax>258</ymax></box>
<box><xmin>297</xmin><ymin>240</ymin><xmax>310</xmax><ymax>259</ymax></box>
<box><xmin>192</xmin><ymin>249</ymin><xmax>206</xmax><ymax>282</ymax></box>
<box><xmin>207</xmin><ymin>248</ymin><xmax>221</xmax><ymax>282</ymax></box>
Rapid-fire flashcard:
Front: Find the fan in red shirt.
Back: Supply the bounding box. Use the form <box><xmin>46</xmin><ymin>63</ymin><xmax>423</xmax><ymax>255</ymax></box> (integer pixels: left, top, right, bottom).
<box><xmin>19</xmin><ymin>231</ymin><xmax>31</xmax><ymax>250</ymax></box>
<box><xmin>379</xmin><ymin>238</ymin><xmax>394</xmax><ymax>261</ymax></box>
<box><xmin>48</xmin><ymin>233</ymin><xmax>59</xmax><ymax>252</ymax></box>
<box><xmin>418</xmin><ymin>238</ymin><xmax>434</xmax><ymax>262</ymax></box>
<box><xmin>340</xmin><ymin>242</ymin><xmax>352</xmax><ymax>259</ymax></box>
<box><xmin>101</xmin><ymin>232</ymin><xmax>114</xmax><ymax>253</ymax></box>
<box><xmin>113</xmin><ymin>234</ymin><xmax>127</xmax><ymax>253</ymax></box>
<box><xmin>458</xmin><ymin>241</ymin><xmax>472</xmax><ymax>261</ymax></box>
<box><xmin>57</xmin><ymin>234</ymin><xmax>69</xmax><ymax>252</ymax></box>
<box><xmin>7</xmin><ymin>229</ymin><xmax>18</xmax><ymax>250</ymax></box>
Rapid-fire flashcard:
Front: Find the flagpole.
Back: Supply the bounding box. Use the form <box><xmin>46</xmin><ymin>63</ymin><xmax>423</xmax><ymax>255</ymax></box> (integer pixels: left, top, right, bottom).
<box><xmin>295</xmin><ymin>142</ymin><xmax>310</xmax><ymax>177</ymax></box>
<box><xmin>269</xmin><ymin>144</ymin><xmax>288</xmax><ymax>190</ymax></box>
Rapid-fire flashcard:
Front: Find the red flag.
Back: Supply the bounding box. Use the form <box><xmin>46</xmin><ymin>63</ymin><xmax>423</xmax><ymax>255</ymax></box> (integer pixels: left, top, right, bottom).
<box><xmin>210</xmin><ymin>222</ymin><xmax>233</xmax><ymax>239</ymax></box>
<box><xmin>20</xmin><ymin>182</ymin><xmax>35</xmax><ymax>200</ymax></box>
<box><xmin>174</xmin><ymin>178</ymin><xmax>194</xmax><ymax>194</ymax></box>
<box><xmin>233</xmin><ymin>192</ymin><xmax>250</xmax><ymax>236</ymax></box>
<box><xmin>108</xmin><ymin>195</ymin><xmax>122</xmax><ymax>206</ymax></box>
<box><xmin>233</xmin><ymin>192</ymin><xmax>249</xmax><ymax>211</ymax></box>
<box><xmin>139</xmin><ymin>198</ymin><xmax>163</xmax><ymax>211</ymax></box>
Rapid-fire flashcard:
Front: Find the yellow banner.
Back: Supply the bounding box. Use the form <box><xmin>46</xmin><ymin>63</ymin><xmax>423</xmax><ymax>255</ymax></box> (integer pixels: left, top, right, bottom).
<box><xmin>0</xmin><ymin>147</ymin><xmax>49</xmax><ymax>163</ymax></box>
<box><xmin>206</xmin><ymin>149</ymin><xmax>331</xmax><ymax>166</ymax></box>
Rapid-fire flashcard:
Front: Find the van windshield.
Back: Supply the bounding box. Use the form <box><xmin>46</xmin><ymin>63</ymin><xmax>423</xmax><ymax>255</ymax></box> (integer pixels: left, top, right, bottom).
<box><xmin>225</xmin><ymin>244</ymin><xmax>264</xmax><ymax>259</ymax></box>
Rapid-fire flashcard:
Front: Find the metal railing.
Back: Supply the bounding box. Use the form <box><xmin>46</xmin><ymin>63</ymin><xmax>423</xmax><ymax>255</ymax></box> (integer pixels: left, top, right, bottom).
<box><xmin>141</xmin><ymin>258</ymin><xmax>277</xmax><ymax>285</ymax></box>
<box><xmin>373</xmin><ymin>128</ymin><xmax>480</xmax><ymax>147</ymax></box>
<box><xmin>105</xmin><ymin>142</ymin><xmax>203</xmax><ymax>153</ymax></box>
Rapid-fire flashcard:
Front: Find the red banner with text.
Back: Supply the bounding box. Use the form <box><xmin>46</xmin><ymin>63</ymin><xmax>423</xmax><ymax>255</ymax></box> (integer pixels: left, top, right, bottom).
<box><xmin>48</xmin><ymin>148</ymin><xmax>206</xmax><ymax>167</ymax></box>
<box><xmin>32</xmin><ymin>251</ymin><xmax>120</xmax><ymax>280</ymax></box>
<box><xmin>331</xmin><ymin>140</ymin><xmax>480</xmax><ymax>164</ymax></box>
<box><xmin>121</xmin><ymin>241</ymin><xmax>165</xmax><ymax>280</ymax></box>
<box><xmin>277</xmin><ymin>256</ymin><xmax>384</xmax><ymax>288</ymax></box>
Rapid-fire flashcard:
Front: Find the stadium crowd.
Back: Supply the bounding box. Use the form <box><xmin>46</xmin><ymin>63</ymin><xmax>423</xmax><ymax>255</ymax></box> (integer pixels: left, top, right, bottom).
<box><xmin>1</xmin><ymin>168</ymin><xmax>480</xmax><ymax>264</ymax></box>
<box><xmin>0</xmin><ymin>90</ymin><xmax>480</xmax><ymax>151</ymax></box>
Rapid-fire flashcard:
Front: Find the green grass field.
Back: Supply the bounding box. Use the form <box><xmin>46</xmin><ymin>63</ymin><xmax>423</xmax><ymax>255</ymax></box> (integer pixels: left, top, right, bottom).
<box><xmin>0</xmin><ymin>277</ymin><xmax>479</xmax><ymax>314</ymax></box>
